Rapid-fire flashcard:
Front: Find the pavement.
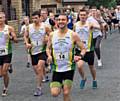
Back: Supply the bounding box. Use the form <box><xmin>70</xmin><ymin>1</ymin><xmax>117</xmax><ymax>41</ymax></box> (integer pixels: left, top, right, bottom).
<box><xmin>0</xmin><ymin>30</ymin><xmax>120</xmax><ymax>101</ymax></box>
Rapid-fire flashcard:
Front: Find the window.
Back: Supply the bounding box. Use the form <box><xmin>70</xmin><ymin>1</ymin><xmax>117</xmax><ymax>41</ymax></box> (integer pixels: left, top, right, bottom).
<box><xmin>63</xmin><ymin>0</ymin><xmax>88</xmax><ymax>2</ymax></box>
<box><xmin>0</xmin><ymin>0</ymin><xmax>2</xmax><ymax>4</ymax></box>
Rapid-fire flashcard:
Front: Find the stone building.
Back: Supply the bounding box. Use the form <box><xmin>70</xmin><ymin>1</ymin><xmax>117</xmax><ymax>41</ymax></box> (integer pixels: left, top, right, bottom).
<box><xmin>0</xmin><ymin>0</ymin><xmax>87</xmax><ymax>34</ymax></box>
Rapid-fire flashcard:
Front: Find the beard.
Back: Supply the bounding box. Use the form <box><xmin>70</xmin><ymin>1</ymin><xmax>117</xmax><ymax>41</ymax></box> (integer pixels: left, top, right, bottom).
<box><xmin>58</xmin><ymin>23</ymin><xmax>66</xmax><ymax>29</ymax></box>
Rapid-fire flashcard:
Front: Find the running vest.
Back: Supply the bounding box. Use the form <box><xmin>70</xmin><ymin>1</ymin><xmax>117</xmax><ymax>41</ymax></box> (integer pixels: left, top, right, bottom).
<box><xmin>74</xmin><ymin>21</ymin><xmax>94</xmax><ymax>52</ymax></box>
<box><xmin>28</xmin><ymin>23</ymin><xmax>46</xmax><ymax>55</ymax></box>
<box><xmin>87</xmin><ymin>16</ymin><xmax>102</xmax><ymax>38</ymax></box>
<box><xmin>51</xmin><ymin>29</ymin><xmax>75</xmax><ymax>72</ymax></box>
<box><xmin>0</xmin><ymin>25</ymin><xmax>12</xmax><ymax>56</ymax></box>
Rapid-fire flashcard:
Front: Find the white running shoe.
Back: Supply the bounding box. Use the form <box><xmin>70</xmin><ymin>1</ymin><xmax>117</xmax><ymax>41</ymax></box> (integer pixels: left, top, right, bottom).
<box><xmin>2</xmin><ymin>89</ymin><xmax>8</xmax><ymax>97</ymax></box>
<box><xmin>97</xmin><ymin>59</ymin><xmax>102</xmax><ymax>67</ymax></box>
<box><xmin>42</xmin><ymin>76</ymin><xmax>49</xmax><ymax>83</ymax></box>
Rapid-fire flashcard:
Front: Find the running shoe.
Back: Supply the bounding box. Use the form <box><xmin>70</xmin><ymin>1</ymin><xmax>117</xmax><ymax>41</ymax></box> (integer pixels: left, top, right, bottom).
<box><xmin>42</xmin><ymin>76</ymin><xmax>49</xmax><ymax>83</ymax></box>
<box><xmin>34</xmin><ymin>88</ymin><xmax>42</xmax><ymax>96</ymax></box>
<box><xmin>97</xmin><ymin>59</ymin><xmax>102</xmax><ymax>67</ymax></box>
<box><xmin>2</xmin><ymin>89</ymin><xmax>8</xmax><ymax>97</ymax></box>
<box><xmin>8</xmin><ymin>64</ymin><xmax>13</xmax><ymax>73</ymax></box>
<box><xmin>26</xmin><ymin>62</ymin><xmax>30</xmax><ymax>68</ymax></box>
<box><xmin>80</xmin><ymin>79</ymin><xmax>86</xmax><ymax>89</ymax></box>
<box><xmin>92</xmin><ymin>80</ymin><xmax>97</xmax><ymax>89</ymax></box>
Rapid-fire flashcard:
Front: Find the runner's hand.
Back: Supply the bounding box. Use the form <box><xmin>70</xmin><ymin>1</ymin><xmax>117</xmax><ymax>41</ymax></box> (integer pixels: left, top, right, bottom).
<box><xmin>13</xmin><ymin>37</ymin><xmax>18</xmax><ymax>43</ymax></box>
<box><xmin>47</xmin><ymin>55</ymin><xmax>52</xmax><ymax>64</ymax></box>
<box><xmin>26</xmin><ymin>43</ymin><xmax>32</xmax><ymax>49</ymax></box>
<box><xmin>74</xmin><ymin>55</ymin><xmax>81</xmax><ymax>62</ymax></box>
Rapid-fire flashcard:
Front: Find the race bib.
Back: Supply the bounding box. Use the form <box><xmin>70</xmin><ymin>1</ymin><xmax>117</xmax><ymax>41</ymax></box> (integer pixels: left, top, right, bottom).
<box><xmin>0</xmin><ymin>47</ymin><xmax>7</xmax><ymax>55</ymax></box>
<box><xmin>55</xmin><ymin>52</ymin><xmax>69</xmax><ymax>60</ymax></box>
<box><xmin>32</xmin><ymin>40</ymin><xmax>42</xmax><ymax>46</ymax></box>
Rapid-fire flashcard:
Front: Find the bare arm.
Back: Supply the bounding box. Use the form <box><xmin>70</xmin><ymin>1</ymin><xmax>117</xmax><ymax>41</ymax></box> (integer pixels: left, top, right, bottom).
<box><xmin>23</xmin><ymin>26</ymin><xmax>32</xmax><ymax>49</ymax></box>
<box><xmin>24</xmin><ymin>26</ymin><xmax>29</xmax><ymax>44</ymax></box>
<box><xmin>73</xmin><ymin>23</ymin><xmax>76</xmax><ymax>32</ymax></box>
<box><xmin>9</xmin><ymin>26</ymin><xmax>18</xmax><ymax>43</ymax></box>
<box><xmin>46</xmin><ymin>32</ymin><xmax>52</xmax><ymax>57</ymax></box>
<box><xmin>44</xmin><ymin>26</ymin><xmax>52</xmax><ymax>44</ymax></box>
<box><xmin>45</xmin><ymin>26</ymin><xmax>52</xmax><ymax>36</ymax></box>
<box><xmin>89</xmin><ymin>21</ymin><xmax>101</xmax><ymax>30</ymax></box>
<box><xmin>46</xmin><ymin>32</ymin><xmax>53</xmax><ymax>63</ymax></box>
<box><xmin>73</xmin><ymin>32</ymin><xmax>86</xmax><ymax>57</ymax></box>
<box><xmin>20</xmin><ymin>25</ymin><xmax>26</xmax><ymax>35</ymax></box>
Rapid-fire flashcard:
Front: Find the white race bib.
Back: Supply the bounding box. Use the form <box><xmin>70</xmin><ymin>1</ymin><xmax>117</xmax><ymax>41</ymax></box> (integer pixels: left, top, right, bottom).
<box><xmin>0</xmin><ymin>47</ymin><xmax>7</xmax><ymax>55</ymax></box>
<box><xmin>32</xmin><ymin>40</ymin><xmax>42</xmax><ymax>46</ymax></box>
<box><xmin>55</xmin><ymin>52</ymin><xmax>69</xmax><ymax>61</ymax></box>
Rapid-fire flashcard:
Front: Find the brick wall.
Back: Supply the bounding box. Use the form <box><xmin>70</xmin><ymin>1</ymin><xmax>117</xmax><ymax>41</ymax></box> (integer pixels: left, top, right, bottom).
<box><xmin>8</xmin><ymin>20</ymin><xmax>19</xmax><ymax>36</ymax></box>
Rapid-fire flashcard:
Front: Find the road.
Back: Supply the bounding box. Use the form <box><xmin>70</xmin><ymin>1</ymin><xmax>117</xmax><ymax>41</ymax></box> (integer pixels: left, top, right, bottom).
<box><xmin>0</xmin><ymin>31</ymin><xmax>120</xmax><ymax>101</ymax></box>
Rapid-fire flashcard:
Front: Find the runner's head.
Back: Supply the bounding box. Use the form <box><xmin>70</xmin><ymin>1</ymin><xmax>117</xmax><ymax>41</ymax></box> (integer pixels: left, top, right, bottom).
<box><xmin>40</xmin><ymin>9</ymin><xmax>48</xmax><ymax>22</ymax></box>
<box><xmin>0</xmin><ymin>12</ymin><xmax>6</xmax><ymax>25</ymax></box>
<box><xmin>79</xmin><ymin>9</ymin><xmax>88</xmax><ymax>23</ymax></box>
<box><xmin>90</xmin><ymin>7</ymin><xmax>97</xmax><ymax>18</ymax></box>
<box><xmin>32</xmin><ymin>11</ymin><xmax>40</xmax><ymax>24</ymax></box>
<box><xmin>57</xmin><ymin>13</ymin><xmax>68</xmax><ymax>29</ymax></box>
<box><xmin>23</xmin><ymin>16</ymin><xmax>29</xmax><ymax>25</ymax></box>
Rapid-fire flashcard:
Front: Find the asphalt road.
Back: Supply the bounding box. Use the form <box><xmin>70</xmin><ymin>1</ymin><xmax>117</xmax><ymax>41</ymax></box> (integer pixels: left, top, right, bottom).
<box><xmin>0</xmin><ymin>30</ymin><xmax>120</xmax><ymax>101</ymax></box>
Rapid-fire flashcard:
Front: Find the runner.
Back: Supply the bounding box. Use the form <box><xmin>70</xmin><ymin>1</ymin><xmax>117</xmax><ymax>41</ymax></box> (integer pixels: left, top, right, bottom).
<box><xmin>40</xmin><ymin>9</ymin><xmax>52</xmax><ymax>82</ymax></box>
<box><xmin>46</xmin><ymin>13</ymin><xmax>86</xmax><ymax>101</ymax></box>
<box><xmin>20</xmin><ymin>16</ymin><xmax>31</xmax><ymax>68</ymax></box>
<box><xmin>0</xmin><ymin>11</ymin><xmax>17</xmax><ymax>96</ymax></box>
<box><xmin>24</xmin><ymin>11</ymin><xmax>51</xmax><ymax>96</ymax></box>
<box><xmin>74</xmin><ymin>9</ymin><xmax>99</xmax><ymax>89</ymax></box>
<box><xmin>87</xmin><ymin>8</ymin><xmax>103</xmax><ymax>67</ymax></box>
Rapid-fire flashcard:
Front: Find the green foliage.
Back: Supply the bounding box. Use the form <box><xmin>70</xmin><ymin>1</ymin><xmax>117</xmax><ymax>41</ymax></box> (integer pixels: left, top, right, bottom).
<box><xmin>87</xmin><ymin>0</ymin><xmax>117</xmax><ymax>8</ymax></box>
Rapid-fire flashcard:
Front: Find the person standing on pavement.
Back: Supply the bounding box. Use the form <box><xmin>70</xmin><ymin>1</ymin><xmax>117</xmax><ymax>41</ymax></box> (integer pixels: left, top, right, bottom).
<box><xmin>74</xmin><ymin>9</ymin><xmax>100</xmax><ymax>89</ymax></box>
<box><xmin>0</xmin><ymin>11</ymin><xmax>17</xmax><ymax>96</ymax></box>
<box><xmin>46</xmin><ymin>13</ymin><xmax>86</xmax><ymax>101</ymax></box>
<box><xmin>24</xmin><ymin>11</ymin><xmax>51</xmax><ymax>96</ymax></box>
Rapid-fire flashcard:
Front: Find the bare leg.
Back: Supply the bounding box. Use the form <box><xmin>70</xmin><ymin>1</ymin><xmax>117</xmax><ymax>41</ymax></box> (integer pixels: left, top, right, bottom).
<box><xmin>77</xmin><ymin>60</ymin><xmax>86</xmax><ymax>80</ymax></box>
<box><xmin>89</xmin><ymin>65</ymin><xmax>96</xmax><ymax>80</ymax></box>
<box><xmin>63</xmin><ymin>85</ymin><xmax>72</xmax><ymax>101</ymax></box>
<box><xmin>2</xmin><ymin>63</ymin><xmax>10</xmax><ymax>89</ymax></box>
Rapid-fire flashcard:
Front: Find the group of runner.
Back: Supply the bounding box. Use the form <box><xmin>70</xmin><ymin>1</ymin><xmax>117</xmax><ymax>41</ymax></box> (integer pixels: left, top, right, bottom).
<box><xmin>0</xmin><ymin>5</ymin><xmax>120</xmax><ymax>101</ymax></box>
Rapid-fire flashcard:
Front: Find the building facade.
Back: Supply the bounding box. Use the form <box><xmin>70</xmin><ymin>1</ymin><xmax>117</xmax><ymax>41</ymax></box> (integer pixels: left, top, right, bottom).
<box><xmin>0</xmin><ymin>0</ymin><xmax>87</xmax><ymax>34</ymax></box>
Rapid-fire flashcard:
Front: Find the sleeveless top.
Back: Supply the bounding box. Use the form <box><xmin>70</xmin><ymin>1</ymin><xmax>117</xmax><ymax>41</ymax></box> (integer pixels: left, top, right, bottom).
<box><xmin>87</xmin><ymin>16</ymin><xmax>102</xmax><ymax>38</ymax></box>
<box><xmin>0</xmin><ymin>25</ymin><xmax>12</xmax><ymax>56</ymax></box>
<box><xmin>74</xmin><ymin>21</ymin><xmax>94</xmax><ymax>52</ymax></box>
<box><xmin>28</xmin><ymin>23</ymin><xmax>46</xmax><ymax>55</ymax></box>
<box><xmin>51</xmin><ymin>29</ymin><xmax>75</xmax><ymax>72</ymax></box>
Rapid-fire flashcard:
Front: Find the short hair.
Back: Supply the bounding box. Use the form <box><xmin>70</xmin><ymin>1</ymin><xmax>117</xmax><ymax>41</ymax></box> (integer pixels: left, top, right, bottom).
<box><xmin>0</xmin><ymin>11</ymin><xmax>5</xmax><ymax>16</ymax></box>
<box><xmin>23</xmin><ymin>16</ymin><xmax>29</xmax><ymax>19</ymax></box>
<box><xmin>40</xmin><ymin>9</ymin><xmax>48</xmax><ymax>14</ymax></box>
<box><xmin>58</xmin><ymin>13</ymin><xmax>68</xmax><ymax>21</ymax></box>
<box><xmin>80</xmin><ymin>9</ymin><xmax>87</xmax><ymax>13</ymax></box>
<box><xmin>90</xmin><ymin>6</ymin><xmax>97</xmax><ymax>9</ymax></box>
<box><xmin>0</xmin><ymin>11</ymin><xmax>7</xmax><ymax>24</ymax></box>
<box><xmin>78</xmin><ymin>8</ymin><xmax>88</xmax><ymax>16</ymax></box>
<box><xmin>32</xmin><ymin>11</ymin><xmax>40</xmax><ymax>17</ymax></box>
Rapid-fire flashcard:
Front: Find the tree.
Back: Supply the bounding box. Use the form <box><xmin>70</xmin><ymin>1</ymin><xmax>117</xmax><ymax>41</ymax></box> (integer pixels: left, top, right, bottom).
<box><xmin>116</xmin><ymin>0</ymin><xmax>120</xmax><ymax>5</ymax></box>
<box><xmin>87</xmin><ymin>0</ymin><xmax>117</xmax><ymax>8</ymax></box>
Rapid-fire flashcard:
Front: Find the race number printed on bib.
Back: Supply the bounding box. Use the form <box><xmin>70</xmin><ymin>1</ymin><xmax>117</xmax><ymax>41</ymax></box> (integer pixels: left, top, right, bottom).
<box><xmin>32</xmin><ymin>40</ymin><xmax>42</xmax><ymax>46</ymax></box>
<box><xmin>55</xmin><ymin>52</ymin><xmax>69</xmax><ymax>61</ymax></box>
<box><xmin>0</xmin><ymin>47</ymin><xmax>7</xmax><ymax>56</ymax></box>
<box><xmin>31</xmin><ymin>31</ymin><xmax>44</xmax><ymax>47</ymax></box>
